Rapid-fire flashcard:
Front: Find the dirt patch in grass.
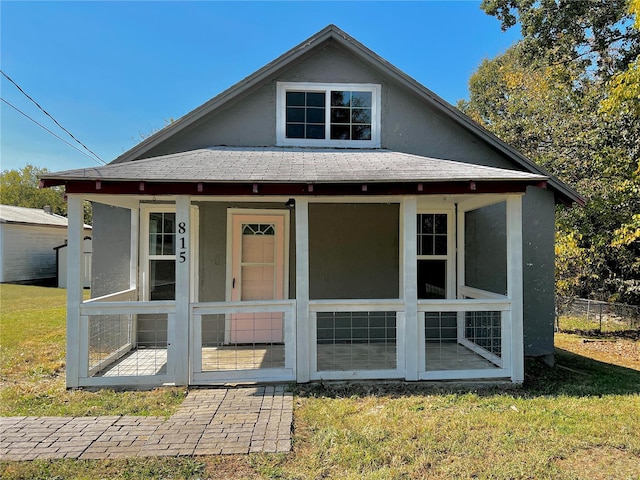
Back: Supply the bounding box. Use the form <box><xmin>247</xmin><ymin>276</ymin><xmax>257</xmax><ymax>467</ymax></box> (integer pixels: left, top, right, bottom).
<box><xmin>555</xmin><ymin>333</ymin><xmax>640</xmax><ymax>370</ymax></box>
<box><xmin>555</xmin><ymin>446</ymin><xmax>640</xmax><ymax>480</ymax></box>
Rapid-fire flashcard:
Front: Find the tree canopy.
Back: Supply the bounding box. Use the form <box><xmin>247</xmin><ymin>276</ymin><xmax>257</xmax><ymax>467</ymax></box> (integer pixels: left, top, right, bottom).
<box><xmin>462</xmin><ymin>0</ymin><xmax>640</xmax><ymax>304</ymax></box>
<box><xmin>0</xmin><ymin>164</ymin><xmax>66</xmax><ymax>215</ymax></box>
<box><xmin>481</xmin><ymin>0</ymin><xmax>640</xmax><ymax>77</ymax></box>
<box><xmin>0</xmin><ymin>164</ymin><xmax>93</xmax><ymax>224</ymax></box>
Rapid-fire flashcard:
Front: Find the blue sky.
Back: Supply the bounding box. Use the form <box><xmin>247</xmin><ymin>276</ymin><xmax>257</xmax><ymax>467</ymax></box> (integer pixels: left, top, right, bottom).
<box><xmin>0</xmin><ymin>1</ymin><xmax>520</xmax><ymax>172</ymax></box>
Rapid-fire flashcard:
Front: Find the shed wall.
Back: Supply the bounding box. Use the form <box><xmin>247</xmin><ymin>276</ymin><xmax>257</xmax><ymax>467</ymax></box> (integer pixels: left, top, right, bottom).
<box><xmin>56</xmin><ymin>237</ymin><xmax>92</xmax><ymax>289</ymax></box>
<box><xmin>0</xmin><ymin>224</ymin><xmax>67</xmax><ymax>283</ymax></box>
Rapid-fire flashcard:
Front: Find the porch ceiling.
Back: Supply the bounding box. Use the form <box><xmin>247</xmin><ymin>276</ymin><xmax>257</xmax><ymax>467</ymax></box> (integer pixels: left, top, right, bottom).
<box><xmin>40</xmin><ymin>147</ymin><xmax>547</xmax><ymax>196</ymax></box>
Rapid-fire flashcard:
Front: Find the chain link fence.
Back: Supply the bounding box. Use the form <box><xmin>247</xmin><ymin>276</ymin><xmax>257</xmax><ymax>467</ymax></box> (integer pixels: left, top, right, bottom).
<box><xmin>555</xmin><ymin>297</ymin><xmax>640</xmax><ymax>333</ymax></box>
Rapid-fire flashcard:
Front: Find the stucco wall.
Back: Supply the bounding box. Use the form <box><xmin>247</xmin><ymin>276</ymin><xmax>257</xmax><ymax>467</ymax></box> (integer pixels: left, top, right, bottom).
<box><xmin>91</xmin><ymin>203</ymin><xmax>131</xmax><ymax>298</ymax></box>
<box><xmin>522</xmin><ymin>186</ymin><xmax>556</xmax><ymax>357</ymax></box>
<box><xmin>195</xmin><ymin>202</ymin><xmax>399</xmax><ymax>301</ymax></box>
<box><xmin>464</xmin><ymin>202</ymin><xmax>508</xmax><ymax>296</ymax></box>
<box><xmin>308</xmin><ymin>203</ymin><xmax>399</xmax><ymax>300</ymax></box>
<box><xmin>196</xmin><ymin>202</ymin><xmax>296</xmax><ymax>302</ymax></box>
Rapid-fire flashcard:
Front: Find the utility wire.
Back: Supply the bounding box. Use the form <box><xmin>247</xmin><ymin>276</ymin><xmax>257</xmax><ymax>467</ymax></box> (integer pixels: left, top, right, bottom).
<box><xmin>1</xmin><ymin>69</ymin><xmax>106</xmax><ymax>165</ymax></box>
<box><xmin>1</xmin><ymin>97</ymin><xmax>104</xmax><ymax>166</ymax></box>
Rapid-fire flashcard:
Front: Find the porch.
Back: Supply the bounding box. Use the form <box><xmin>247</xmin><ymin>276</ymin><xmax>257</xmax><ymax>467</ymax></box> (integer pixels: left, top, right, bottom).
<box><xmin>64</xmin><ymin>192</ymin><xmax>524</xmax><ymax>388</ymax></box>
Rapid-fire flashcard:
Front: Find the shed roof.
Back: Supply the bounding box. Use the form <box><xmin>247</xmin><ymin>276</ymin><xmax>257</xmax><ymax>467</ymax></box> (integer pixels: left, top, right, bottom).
<box><xmin>0</xmin><ymin>204</ymin><xmax>69</xmax><ymax>227</ymax></box>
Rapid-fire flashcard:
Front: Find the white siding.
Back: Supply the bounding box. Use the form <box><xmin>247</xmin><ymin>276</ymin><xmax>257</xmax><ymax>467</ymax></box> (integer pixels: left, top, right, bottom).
<box><xmin>57</xmin><ymin>238</ymin><xmax>92</xmax><ymax>288</ymax></box>
<box><xmin>0</xmin><ymin>224</ymin><xmax>68</xmax><ymax>282</ymax></box>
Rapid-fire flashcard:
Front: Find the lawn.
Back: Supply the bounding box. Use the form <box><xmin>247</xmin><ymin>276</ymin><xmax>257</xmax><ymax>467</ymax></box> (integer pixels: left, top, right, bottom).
<box><xmin>0</xmin><ymin>284</ymin><xmax>186</xmax><ymax>417</ymax></box>
<box><xmin>1</xmin><ymin>285</ymin><xmax>639</xmax><ymax>479</ymax></box>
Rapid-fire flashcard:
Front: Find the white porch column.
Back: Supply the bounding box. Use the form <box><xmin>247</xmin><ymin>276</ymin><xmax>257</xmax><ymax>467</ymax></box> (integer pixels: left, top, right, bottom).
<box><xmin>402</xmin><ymin>196</ymin><xmax>419</xmax><ymax>380</ymax></box>
<box><xmin>507</xmin><ymin>195</ymin><xmax>524</xmax><ymax>383</ymax></box>
<box><xmin>174</xmin><ymin>196</ymin><xmax>191</xmax><ymax>385</ymax></box>
<box><xmin>66</xmin><ymin>194</ymin><xmax>84</xmax><ymax>388</ymax></box>
<box><xmin>295</xmin><ymin>197</ymin><xmax>310</xmax><ymax>382</ymax></box>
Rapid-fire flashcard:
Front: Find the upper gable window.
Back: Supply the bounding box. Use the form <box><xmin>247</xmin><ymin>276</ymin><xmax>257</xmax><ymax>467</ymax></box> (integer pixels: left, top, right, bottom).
<box><xmin>277</xmin><ymin>82</ymin><xmax>381</xmax><ymax>148</ymax></box>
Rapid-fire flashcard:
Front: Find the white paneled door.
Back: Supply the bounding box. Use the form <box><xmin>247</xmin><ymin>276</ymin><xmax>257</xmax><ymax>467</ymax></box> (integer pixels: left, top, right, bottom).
<box><xmin>228</xmin><ymin>212</ymin><xmax>287</xmax><ymax>343</ymax></box>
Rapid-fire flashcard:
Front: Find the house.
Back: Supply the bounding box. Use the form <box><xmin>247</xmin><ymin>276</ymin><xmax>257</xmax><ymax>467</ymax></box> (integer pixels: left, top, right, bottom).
<box><xmin>0</xmin><ymin>204</ymin><xmax>90</xmax><ymax>285</ymax></box>
<box><xmin>41</xmin><ymin>25</ymin><xmax>583</xmax><ymax>389</ymax></box>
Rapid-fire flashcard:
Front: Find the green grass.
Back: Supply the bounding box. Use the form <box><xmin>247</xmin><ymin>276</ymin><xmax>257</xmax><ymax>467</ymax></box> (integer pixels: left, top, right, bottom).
<box><xmin>1</xmin><ymin>284</ymin><xmax>639</xmax><ymax>479</ymax></box>
<box><xmin>557</xmin><ymin>314</ymin><xmax>636</xmax><ymax>334</ymax></box>
<box><xmin>0</xmin><ymin>284</ymin><xmax>186</xmax><ymax>417</ymax></box>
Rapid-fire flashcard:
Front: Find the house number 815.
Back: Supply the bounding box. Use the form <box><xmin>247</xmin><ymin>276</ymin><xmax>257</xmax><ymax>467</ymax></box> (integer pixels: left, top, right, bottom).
<box><xmin>178</xmin><ymin>221</ymin><xmax>187</xmax><ymax>263</ymax></box>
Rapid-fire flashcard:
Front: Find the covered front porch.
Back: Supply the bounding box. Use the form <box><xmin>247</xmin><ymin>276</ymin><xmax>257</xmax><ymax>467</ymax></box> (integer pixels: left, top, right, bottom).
<box><xmin>64</xmin><ymin>192</ymin><xmax>525</xmax><ymax>388</ymax></box>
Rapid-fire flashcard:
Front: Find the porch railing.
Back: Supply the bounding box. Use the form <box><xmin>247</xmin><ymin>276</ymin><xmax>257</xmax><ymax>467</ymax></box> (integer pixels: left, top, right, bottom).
<box><xmin>75</xmin><ymin>289</ymin><xmax>516</xmax><ymax>385</ymax></box>
<box><xmin>418</xmin><ymin>287</ymin><xmax>512</xmax><ymax>380</ymax></box>
<box><xmin>190</xmin><ymin>300</ymin><xmax>296</xmax><ymax>383</ymax></box>
<box><xmin>309</xmin><ymin>299</ymin><xmax>405</xmax><ymax>380</ymax></box>
<box><xmin>79</xmin><ymin>291</ymin><xmax>175</xmax><ymax>386</ymax></box>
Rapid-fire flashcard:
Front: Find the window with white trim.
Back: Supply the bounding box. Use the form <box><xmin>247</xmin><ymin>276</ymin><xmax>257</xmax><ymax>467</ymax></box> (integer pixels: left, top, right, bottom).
<box><xmin>140</xmin><ymin>205</ymin><xmax>199</xmax><ymax>302</ymax></box>
<box><xmin>417</xmin><ymin>213</ymin><xmax>451</xmax><ymax>299</ymax></box>
<box><xmin>147</xmin><ymin>210</ymin><xmax>177</xmax><ymax>300</ymax></box>
<box><xmin>277</xmin><ymin>82</ymin><xmax>381</xmax><ymax>147</ymax></box>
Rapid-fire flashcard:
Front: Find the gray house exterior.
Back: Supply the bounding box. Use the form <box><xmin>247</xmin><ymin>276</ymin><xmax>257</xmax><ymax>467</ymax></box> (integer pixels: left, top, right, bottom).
<box><xmin>42</xmin><ymin>25</ymin><xmax>582</xmax><ymax>389</ymax></box>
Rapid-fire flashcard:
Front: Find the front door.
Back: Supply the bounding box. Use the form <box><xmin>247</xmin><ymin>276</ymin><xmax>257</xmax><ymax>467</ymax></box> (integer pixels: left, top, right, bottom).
<box><xmin>228</xmin><ymin>211</ymin><xmax>288</xmax><ymax>343</ymax></box>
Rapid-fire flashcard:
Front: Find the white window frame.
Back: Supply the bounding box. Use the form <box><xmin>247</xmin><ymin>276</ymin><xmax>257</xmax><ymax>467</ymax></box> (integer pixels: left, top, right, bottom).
<box><xmin>140</xmin><ymin>204</ymin><xmax>199</xmax><ymax>302</ymax></box>
<box><xmin>276</xmin><ymin>82</ymin><xmax>381</xmax><ymax>148</ymax></box>
<box><xmin>416</xmin><ymin>210</ymin><xmax>456</xmax><ymax>299</ymax></box>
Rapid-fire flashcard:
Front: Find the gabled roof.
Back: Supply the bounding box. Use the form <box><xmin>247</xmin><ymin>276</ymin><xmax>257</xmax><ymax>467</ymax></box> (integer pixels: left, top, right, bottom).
<box><xmin>107</xmin><ymin>24</ymin><xmax>583</xmax><ymax>205</ymax></box>
<box><xmin>0</xmin><ymin>204</ymin><xmax>69</xmax><ymax>227</ymax></box>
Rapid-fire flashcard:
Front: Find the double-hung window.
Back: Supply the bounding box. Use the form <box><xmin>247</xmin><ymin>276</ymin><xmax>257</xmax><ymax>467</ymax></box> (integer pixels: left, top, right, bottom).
<box><xmin>277</xmin><ymin>82</ymin><xmax>381</xmax><ymax>147</ymax></box>
<box><xmin>146</xmin><ymin>209</ymin><xmax>177</xmax><ymax>301</ymax></box>
<box><xmin>417</xmin><ymin>212</ymin><xmax>453</xmax><ymax>299</ymax></box>
<box><xmin>140</xmin><ymin>205</ymin><xmax>199</xmax><ymax>302</ymax></box>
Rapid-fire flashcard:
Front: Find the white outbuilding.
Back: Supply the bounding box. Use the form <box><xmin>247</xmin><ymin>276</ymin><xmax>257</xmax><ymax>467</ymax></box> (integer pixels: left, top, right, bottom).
<box><xmin>0</xmin><ymin>204</ymin><xmax>90</xmax><ymax>285</ymax></box>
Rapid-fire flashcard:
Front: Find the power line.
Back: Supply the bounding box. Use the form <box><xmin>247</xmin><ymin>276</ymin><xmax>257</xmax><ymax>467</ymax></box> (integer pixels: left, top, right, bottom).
<box><xmin>1</xmin><ymin>69</ymin><xmax>106</xmax><ymax>165</ymax></box>
<box><xmin>1</xmin><ymin>97</ymin><xmax>105</xmax><ymax>166</ymax></box>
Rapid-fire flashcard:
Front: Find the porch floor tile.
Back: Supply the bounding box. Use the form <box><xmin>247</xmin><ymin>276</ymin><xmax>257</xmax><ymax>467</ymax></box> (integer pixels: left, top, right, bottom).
<box><xmin>425</xmin><ymin>342</ymin><xmax>499</xmax><ymax>370</ymax></box>
<box><xmin>92</xmin><ymin>339</ymin><xmax>498</xmax><ymax>380</ymax></box>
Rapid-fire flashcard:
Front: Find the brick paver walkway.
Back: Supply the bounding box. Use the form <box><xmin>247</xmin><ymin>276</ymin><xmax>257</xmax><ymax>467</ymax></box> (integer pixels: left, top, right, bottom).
<box><xmin>0</xmin><ymin>385</ymin><xmax>292</xmax><ymax>461</ymax></box>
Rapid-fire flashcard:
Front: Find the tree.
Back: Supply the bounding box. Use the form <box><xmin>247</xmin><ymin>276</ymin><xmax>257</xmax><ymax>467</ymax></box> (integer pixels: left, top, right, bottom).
<box><xmin>461</xmin><ymin>2</ymin><xmax>640</xmax><ymax>304</ymax></box>
<box><xmin>601</xmin><ymin>0</ymin><xmax>640</xmax><ymax>116</ymax></box>
<box><xmin>0</xmin><ymin>164</ymin><xmax>66</xmax><ymax>215</ymax></box>
<box><xmin>481</xmin><ymin>0</ymin><xmax>640</xmax><ymax>77</ymax></box>
<box><xmin>0</xmin><ymin>164</ymin><xmax>94</xmax><ymax>225</ymax></box>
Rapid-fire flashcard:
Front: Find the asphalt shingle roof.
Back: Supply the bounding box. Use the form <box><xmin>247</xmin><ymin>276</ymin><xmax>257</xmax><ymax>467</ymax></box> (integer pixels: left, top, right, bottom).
<box><xmin>44</xmin><ymin>148</ymin><xmax>547</xmax><ymax>184</ymax></box>
<box><xmin>0</xmin><ymin>204</ymin><xmax>69</xmax><ymax>226</ymax></box>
